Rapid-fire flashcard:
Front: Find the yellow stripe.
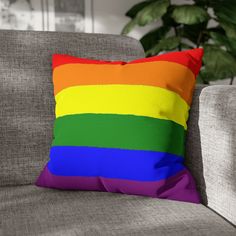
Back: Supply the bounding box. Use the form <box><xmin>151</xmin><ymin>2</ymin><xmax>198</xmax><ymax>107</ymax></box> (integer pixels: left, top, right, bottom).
<box><xmin>55</xmin><ymin>85</ymin><xmax>189</xmax><ymax>129</ymax></box>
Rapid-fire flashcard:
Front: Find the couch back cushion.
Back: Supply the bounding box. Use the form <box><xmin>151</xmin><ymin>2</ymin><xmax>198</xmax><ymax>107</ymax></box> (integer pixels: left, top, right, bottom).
<box><xmin>0</xmin><ymin>30</ymin><xmax>145</xmax><ymax>186</ymax></box>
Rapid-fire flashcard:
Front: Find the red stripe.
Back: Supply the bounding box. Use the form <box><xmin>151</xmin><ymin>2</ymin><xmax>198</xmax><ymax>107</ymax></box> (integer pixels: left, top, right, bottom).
<box><xmin>130</xmin><ymin>48</ymin><xmax>204</xmax><ymax>76</ymax></box>
<box><xmin>52</xmin><ymin>48</ymin><xmax>203</xmax><ymax>77</ymax></box>
<box><xmin>52</xmin><ymin>54</ymin><xmax>125</xmax><ymax>69</ymax></box>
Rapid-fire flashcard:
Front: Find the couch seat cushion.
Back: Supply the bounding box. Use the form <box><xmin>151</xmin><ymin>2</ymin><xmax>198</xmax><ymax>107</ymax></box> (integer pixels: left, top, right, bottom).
<box><xmin>0</xmin><ymin>185</ymin><xmax>235</xmax><ymax>236</ymax></box>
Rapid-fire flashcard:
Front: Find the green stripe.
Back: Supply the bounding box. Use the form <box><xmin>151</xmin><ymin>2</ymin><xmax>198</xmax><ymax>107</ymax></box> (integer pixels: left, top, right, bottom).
<box><xmin>52</xmin><ymin>114</ymin><xmax>186</xmax><ymax>157</ymax></box>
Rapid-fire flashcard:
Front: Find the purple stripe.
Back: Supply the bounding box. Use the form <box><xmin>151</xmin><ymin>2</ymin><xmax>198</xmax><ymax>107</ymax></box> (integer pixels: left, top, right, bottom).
<box><xmin>36</xmin><ymin>166</ymin><xmax>200</xmax><ymax>203</ymax></box>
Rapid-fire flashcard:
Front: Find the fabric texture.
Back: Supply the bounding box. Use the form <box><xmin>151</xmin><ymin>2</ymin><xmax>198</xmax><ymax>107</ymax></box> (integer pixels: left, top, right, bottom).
<box><xmin>0</xmin><ymin>30</ymin><xmax>144</xmax><ymax>186</ymax></box>
<box><xmin>36</xmin><ymin>49</ymin><xmax>203</xmax><ymax>203</ymax></box>
<box><xmin>185</xmin><ymin>85</ymin><xmax>236</xmax><ymax>225</ymax></box>
<box><xmin>0</xmin><ymin>185</ymin><xmax>235</xmax><ymax>236</ymax></box>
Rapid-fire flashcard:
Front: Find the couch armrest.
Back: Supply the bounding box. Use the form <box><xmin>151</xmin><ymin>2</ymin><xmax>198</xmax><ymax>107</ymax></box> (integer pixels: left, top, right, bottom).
<box><xmin>185</xmin><ymin>85</ymin><xmax>236</xmax><ymax>226</ymax></box>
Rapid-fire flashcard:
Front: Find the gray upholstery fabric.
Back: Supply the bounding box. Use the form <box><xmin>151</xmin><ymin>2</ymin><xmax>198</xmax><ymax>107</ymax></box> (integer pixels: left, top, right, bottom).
<box><xmin>186</xmin><ymin>85</ymin><xmax>236</xmax><ymax>226</ymax></box>
<box><xmin>0</xmin><ymin>30</ymin><xmax>145</xmax><ymax>186</ymax></box>
<box><xmin>0</xmin><ymin>185</ymin><xmax>235</xmax><ymax>236</ymax></box>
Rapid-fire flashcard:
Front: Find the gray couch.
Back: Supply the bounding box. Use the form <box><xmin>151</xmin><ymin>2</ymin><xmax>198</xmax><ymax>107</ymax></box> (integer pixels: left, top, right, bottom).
<box><xmin>0</xmin><ymin>30</ymin><xmax>235</xmax><ymax>236</ymax></box>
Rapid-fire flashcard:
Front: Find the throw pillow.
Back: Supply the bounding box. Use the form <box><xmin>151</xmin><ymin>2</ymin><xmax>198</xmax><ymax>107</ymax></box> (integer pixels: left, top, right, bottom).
<box><xmin>36</xmin><ymin>48</ymin><xmax>203</xmax><ymax>203</ymax></box>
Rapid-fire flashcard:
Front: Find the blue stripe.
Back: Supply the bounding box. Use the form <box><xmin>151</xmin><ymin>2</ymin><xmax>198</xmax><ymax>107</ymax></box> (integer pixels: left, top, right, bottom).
<box><xmin>48</xmin><ymin>146</ymin><xmax>185</xmax><ymax>181</ymax></box>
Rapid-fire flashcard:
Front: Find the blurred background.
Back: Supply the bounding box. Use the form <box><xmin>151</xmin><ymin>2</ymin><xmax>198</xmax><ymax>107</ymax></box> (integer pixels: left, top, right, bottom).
<box><xmin>1</xmin><ymin>0</ymin><xmax>236</xmax><ymax>85</ymax></box>
<box><xmin>0</xmin><ymin>0</ymin><xmax>143</xmax><ymax>36</ymax></box>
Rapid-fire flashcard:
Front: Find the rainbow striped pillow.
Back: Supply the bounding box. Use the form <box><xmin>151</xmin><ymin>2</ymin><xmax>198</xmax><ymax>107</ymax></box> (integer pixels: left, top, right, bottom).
<box><xmin>36</xmin><ymin>49</ymin><xmax>203</xmax><ymax>203</ymax></box>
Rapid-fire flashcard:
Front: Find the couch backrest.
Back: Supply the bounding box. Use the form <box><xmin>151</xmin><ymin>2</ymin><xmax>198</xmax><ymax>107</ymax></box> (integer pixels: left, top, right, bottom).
<box><xmin>0</xmin><ymin>30</ymin><xmax>145</xmax><ymax>186</ymax></box>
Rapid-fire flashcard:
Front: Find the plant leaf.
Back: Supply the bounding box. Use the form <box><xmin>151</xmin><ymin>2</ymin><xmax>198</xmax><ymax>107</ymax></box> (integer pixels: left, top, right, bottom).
<box><xmin>196</xmin><ymin>72</ymin><xmax>209</xmax><ymax>84</ymax></box>
<box><xmin>180</xmin><ymin>43</ymin><xmax>194</xmax><ymax>50</ymax></box>
<box><xmin>140</xmin><ymin>26</ymin><xmax>170</xmax><ymax>51</ymax></box>
<box><xmin>209</xmin><ymin>31</ymin><xmax>231</xmax><ymax>47</ymax></box>
<box><xmin>219</xmin><ymin>21</ymin><xmax>236</xmax><ymax>40</ymax></box>
<box><xmin>121</xmin><ymin>18</ymin><xmax>138</xmax><ymax>35</ymax></box>
<box><xmin>227</xmin><ymin>40</ymin><xmax>236</xmax><ymax>57</ymax></box>
<box><xmin>172</xmin><ymin>5</ymin><xmax>209</xmax><ymax>25</ymax></box>
<box><xmin>202</xmin><ymin>44</ymin><xmax>236</xmax><ymax>81</ymax></box>
<box><xmin>211</xmin><ymin>0</ymin><xmax>236</xmax><ymax>25</ymax></box>
<box><xmin>125</xmin><ymin>1</ymin><xmax>154</xmax><ymax>18</ymax></box>
<box><xmin>209</xmin><ymin>31</ymin><xmax>236</xmax><ymax>56</ymax></box>
<box><xmin>146</xmin><ymin>36</ymin><xmax>181</xmax><ymax>56</ymax></box>
<box><xmin>122</xmin><ymin>0</ymin><xmax>169</xmax><ymax>34</ymax></box>
<box><xmin>136</xmin><ymin>0</ymin><xmax>170</xmax><ymax>26</ymax></box>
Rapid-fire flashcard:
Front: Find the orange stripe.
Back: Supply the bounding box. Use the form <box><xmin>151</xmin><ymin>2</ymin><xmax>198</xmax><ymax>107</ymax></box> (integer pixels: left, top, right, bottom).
<box><xmin>53</xmin><ymin>61</ymin><xmax>195</xmax><ymax>105</ymax></box>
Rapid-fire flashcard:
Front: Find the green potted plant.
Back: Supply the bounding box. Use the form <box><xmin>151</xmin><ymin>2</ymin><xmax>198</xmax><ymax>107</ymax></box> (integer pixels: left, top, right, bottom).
<box><xmin>122</xmin><ymin>0</ymin><xmax>236</xmax><ymax>84</ymax></box>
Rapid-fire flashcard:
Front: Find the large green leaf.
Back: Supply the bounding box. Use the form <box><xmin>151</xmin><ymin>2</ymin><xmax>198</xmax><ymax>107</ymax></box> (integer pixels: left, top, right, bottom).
<box><xmin>140</xmin><ymin>26</ymin><xmax>170</xmax><ymax>51</ymax></box>
<box><xmin>125</xmin><ymin>1</ymin><xmax>154</xmax><ymax>18</ymax></box>
<box><xmin>121</xmin><ymin>18</ymin><xmax>138</xmax><ymax>35</ymax></box>
<box><xmin>136</xmin><ymin>0</ymin><xmax>170</xmax><ymax>26</ymax></box>
<box><xmin>146</xmin><ymin>36</ymin><xmax>181</xmax><ymax>56</ymax></box>
<box><xmin>172</xmin><ymin>5</ymin><xmax>209</xmax><ymax>25</ymax></box>
<box><xmin>122</xmin><ymin>0</ymin><xmax>169</xmax><ymax>34</ymax></box>
<box><xmin>211</xmin><ymin>0</ymin><xmax>236</xmax><ymax>25</ymax></box>
<box><xmin>209</xmin><ymin>31</ymin><xmax>236</xmax><ymax>56</ymax></box>
<box><xmin>227</xmin><ymin>40</ymin><xmax>236</xmax><ymax>57</ymax></box>
<box><xmin>209</xmin><ymin>31</ymin><xmax>231</xmax><ymax>48</ymax></box>
<box><xmin>201</xmin><ymin>44</ymin><xmax>236</xmax><ymax>81</ymax></box>
<box><xmin>219</xmin><ymin>21</ymin><xmax>236</xmax><ymax>40</ymax></box>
